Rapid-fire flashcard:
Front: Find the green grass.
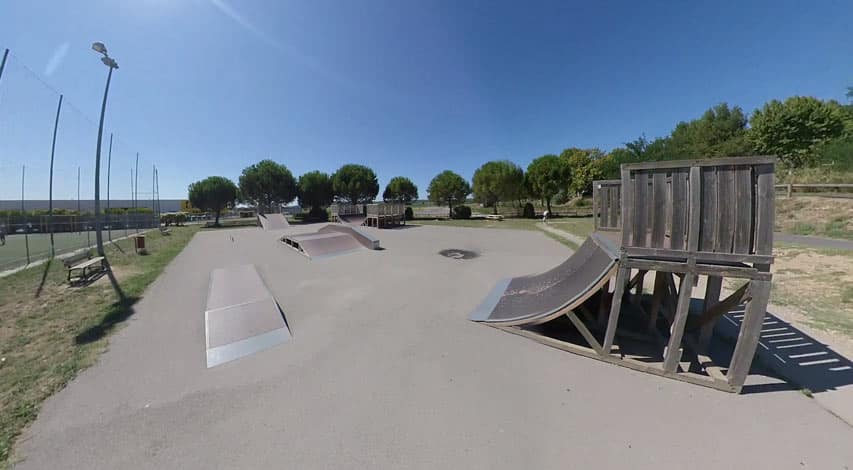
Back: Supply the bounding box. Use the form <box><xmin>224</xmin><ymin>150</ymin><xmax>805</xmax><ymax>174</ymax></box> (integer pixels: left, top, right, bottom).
<box><xmin>824</xmin><ymin>217</ymin><xmax>853</xmax><ymax>241</ymax></box>
<box><xmin>201</xmin><ymin>217</ymin><xmax>258</xmax><ymax>228</ymax></box>
<box><xmin>790</xmin><ymin>222</ymin><xmax>816</xmax><ymax>236</ymax></box>
<box><xmin>0</xmin><ymin>225</ymin><xmax>199</xmax><ymax>469</ymax></box>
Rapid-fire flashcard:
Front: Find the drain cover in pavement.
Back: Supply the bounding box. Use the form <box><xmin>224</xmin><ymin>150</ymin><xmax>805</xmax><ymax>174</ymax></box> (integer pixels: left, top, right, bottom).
<box><xmin>438</xmin><ymin>249</ymin><xmax>478</xmax><ymax>260</ymax></box>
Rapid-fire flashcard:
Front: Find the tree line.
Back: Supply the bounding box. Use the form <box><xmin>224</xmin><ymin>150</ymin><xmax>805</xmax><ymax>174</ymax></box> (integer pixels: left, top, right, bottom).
<box><xmin>188</xmin><ymin>162</ymin><xmax>419</xmax><ymax>225</ymax></box>
<box><xmin>189</xmin><ymin>93</ymin><xmax>853</xmax><ymax>223</ymax></box>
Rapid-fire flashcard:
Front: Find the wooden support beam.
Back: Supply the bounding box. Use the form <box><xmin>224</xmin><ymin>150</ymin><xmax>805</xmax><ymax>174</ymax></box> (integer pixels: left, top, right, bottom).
<box><xmin>698</xmin><ymin>276</ymin><xmax>723</xmax><ymax>350</ymax></box>
<box><xmin>690</xmin><ymin>282</ymin><xmax>750</xmax><ymax>331</ymax></box>
<box><xmin>631</xmin><ymin>270</ymin><xmax>647</xmax><ymax>305</ymax></box>
<box><xmin>602</xmin><ymin>265</ymin><xmax>629</xmax><ymax>355</ymax></box>
<box><xmin>727</xmin><ymin>280</ymin><xmax>771</xmax><ymax>389</ymax></box>
<box><xmin>647</xmin><ymin>272</ymin><xmax>667</xmax><ymax>331</ymax></box>
<box><xmin>597</xmin><ymin>278</ymin><xmax>612</xmax><ymax>328</ymax></box>
<box><xmin>565</xmin><ymin>311</ymin><xmax>603</xmax><ymax>354</ymax></box>
<box><xmin>663</xmin><ymin>272</ymin><xmax>695</xmax><ymax>372</ymax></box>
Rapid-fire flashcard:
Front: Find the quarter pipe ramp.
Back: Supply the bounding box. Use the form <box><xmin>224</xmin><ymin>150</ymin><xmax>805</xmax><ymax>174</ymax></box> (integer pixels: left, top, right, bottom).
<box><xmin>258</xmin><ymin>213</ymin><xmax>290</xmax><ymax>230</ymax></box>
<box><xmin>469</xmin><ymin>234</ymin><xmax>618</xmax><ymax>326</ymax></box>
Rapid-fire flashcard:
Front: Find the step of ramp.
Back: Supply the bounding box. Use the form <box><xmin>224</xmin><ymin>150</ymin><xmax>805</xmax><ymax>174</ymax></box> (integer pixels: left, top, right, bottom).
<box><xmin>469</xmin><ymin>235</ymin><xmax>618</xmax><ymax>326</ymax></box>
<box><xmin>258</xmin><ymin>213</ymin><xmax>290</xmax><ymax>230</ymax></box>
<box><xmin>205</xmin><ymin>264</ymin><xmax>290</xmax><ymax>367</ymax></box>
<box><xmin>281</xmin><ymin>224</ymin><xmax>379</xmax><ymax>259</ymax></box>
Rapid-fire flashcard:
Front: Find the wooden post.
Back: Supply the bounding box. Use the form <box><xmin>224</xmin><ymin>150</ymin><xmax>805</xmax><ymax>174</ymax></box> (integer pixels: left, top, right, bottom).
<box><xmin>602</xmin><ymin>264</ymin><xmax>629</xmax><ymax>354</ymax></box>
<box><xmin>699</xmin><ymin>276</ymin><xmax>723</xmax><ymax>351</ymax></box>
<box><xmin>786</xmin><ymin>183</ymin><xmax>792</xmax><ymax>198</ymax></box>
<box><xmin>647</xmin><ymin>272</ymin><xmax>667</xmax><ymax>331</ymax></box>
<box><xmin>727</xmin><ymin>280</ymin><xmax>771</xmax><ymax>389</ymax></box>
<box><xmin>662</xmin><ymin>272</ymin><xmax>695</xmax><ymax>372</ymax></box>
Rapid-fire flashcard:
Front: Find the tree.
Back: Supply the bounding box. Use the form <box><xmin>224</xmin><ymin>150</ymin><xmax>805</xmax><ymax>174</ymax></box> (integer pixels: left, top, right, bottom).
<box><xmin>238</xmin><ymin>160</ymin><xmax>297</xmax><ymax>213</ymax></box>
<box><xmin>382</xmin><ymin>176</ymin><xmax>419</xmax><ymax>203</ymax></box>
<box><xmin>525</xmin><ymin>155</ymin><xmax>569</xmax><ymax>212</ymax></box>
<box><xmin>332</xmin><ymin>164</ymin><xmax>379</xmax><ymax>204</ymax></box>
<box><xmin>666</xmin><ymin>103</ymin><xmax>754</xmax><ymax>158</ymax></box>
<box><xmin>427</xmin><ymin>170</ymin><xmax>471</xmax><ymax>218</ymax></box>
<box><xmin>188</xmin><ymin>176</ymin><xmax>238</xmax><ymax>226</ymax></box>
<box><xmin>471</xmin><ymin>160</ymin><xmax>525</xmax><ymax>214</ymax></box>
<box><xmin>297</xmin><ymin>171</ymin><xmax>333</xmax><ymax>212</ymax></box>
<box><xmin>559</xmin><ymin>148</ymin><xmax>605</xmax><ymax>196</ymax></box>
<box><xmin>750</xmin><ymin>96</ymin><xmax>848</xmax><ymax>168</ymax></box>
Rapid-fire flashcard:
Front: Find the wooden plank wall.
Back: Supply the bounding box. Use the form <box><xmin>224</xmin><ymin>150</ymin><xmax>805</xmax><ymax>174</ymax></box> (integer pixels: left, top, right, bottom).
<box><xmin>593</xmin><ymin>180</ymin><xmax>621</xmax><ymax>231</ymax></box>
<box><xmin>619</xmin><ymin>157</ymin><xmax>775</xmax><ymax>259</ymax></box>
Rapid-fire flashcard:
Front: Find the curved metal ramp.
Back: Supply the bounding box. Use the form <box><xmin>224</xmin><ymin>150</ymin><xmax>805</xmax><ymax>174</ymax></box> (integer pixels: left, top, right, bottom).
<box><xmin>282</xmin><ymin>224</ymin><xmax>379</xmax><ymax>259</ymax></box>
<box><xmin>205</xmin><ymin>264</ymin><xmax>291</xmax><ymax>368</ymax></box>
<box><xmin>258</xmin><ymin>213</ymin><xmax>290</xmax><ymax>230</ymax></box>
<box><xmin>469</xmin><ymin>235</ymin><xmax>618</xmax><ymax>326</ymax></box>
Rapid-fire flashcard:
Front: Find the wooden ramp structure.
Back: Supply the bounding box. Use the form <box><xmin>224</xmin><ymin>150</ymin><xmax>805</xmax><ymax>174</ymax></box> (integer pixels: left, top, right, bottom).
<box><xmin>331</xmin><ymin>203</ymin><xmax>405</xmax><ymax>228</ymax></box>
<box><xmin>470</xmin><ymin>156</ymin><xmax>775</xmax><ymax>393</ymax></box>
<box><xmin>281</xmin><ymin>224</ymin><xmax>380</xmax><ymax>259</ymax></box>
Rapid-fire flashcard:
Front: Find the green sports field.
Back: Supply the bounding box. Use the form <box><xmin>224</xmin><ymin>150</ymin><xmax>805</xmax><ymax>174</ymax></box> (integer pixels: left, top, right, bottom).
<box><xmin>0</xmin><ymin>229</ymin><xmax>142</xmax><ymax>272</ymax></box>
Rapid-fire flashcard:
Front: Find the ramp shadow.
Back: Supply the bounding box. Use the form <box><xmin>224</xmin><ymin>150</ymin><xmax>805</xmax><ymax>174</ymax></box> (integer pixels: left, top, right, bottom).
<box><xmin>716</xmin><ymin>307</ymin><xmax>853</xmax><ymax>395</ymax></box>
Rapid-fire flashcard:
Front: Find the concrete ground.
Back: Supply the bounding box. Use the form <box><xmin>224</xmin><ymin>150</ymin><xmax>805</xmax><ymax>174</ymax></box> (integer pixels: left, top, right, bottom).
<box><xmin>14</xmin><ymin>224</ymin><xmax>853</xmax><ymax>469</ymax></box>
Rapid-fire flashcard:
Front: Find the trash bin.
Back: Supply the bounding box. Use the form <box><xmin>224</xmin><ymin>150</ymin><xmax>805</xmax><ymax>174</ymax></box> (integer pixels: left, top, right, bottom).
<box><xmin>134</xmin><ymin>234</ymin><xmax>145</xmax><ymax>251</ymax></box>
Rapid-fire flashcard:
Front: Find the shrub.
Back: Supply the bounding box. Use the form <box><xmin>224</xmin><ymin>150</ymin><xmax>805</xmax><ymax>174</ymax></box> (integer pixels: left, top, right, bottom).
<box><xmin>175</xmin><ymin>213</ymin><xmax>187</xmax><ymax>226</ymax></box>
<box><xmin>306</xmin><ymin>207</ymin><xmax>328</xmax><ymax>222</ymax></box>
<box><xmin>453</xmin><ymin>205</ymin><xmax>472</xmax><ymax>219</ymax></box>
<box><xmin>404</xmin><ymin>206</ymin><xmax>414</xmax><ymax>220</ymax></box>
<box><xmin>522</xmin><ymin>202</ymin><xmax>535</xmax><ymax>218</ymax></box>
<box><xmin>160</xmin><ymin>213</ymin><xmax>176</xmax><ymax>226</ymax></box>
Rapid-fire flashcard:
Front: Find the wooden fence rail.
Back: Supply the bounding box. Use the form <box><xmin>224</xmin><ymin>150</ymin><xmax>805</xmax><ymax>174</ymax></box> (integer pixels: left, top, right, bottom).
<box><xmin>775</xmin><ymin>183</ymin><xmax>853</xmax><ymax>198</ymax></box>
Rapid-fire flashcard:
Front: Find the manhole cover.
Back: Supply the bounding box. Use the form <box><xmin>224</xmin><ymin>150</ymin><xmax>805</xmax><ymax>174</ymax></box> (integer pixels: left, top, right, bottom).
<box><xmin>438</xmin><ymin>249</ymin><xmax>479</xmax><ymax>260</ymax></box>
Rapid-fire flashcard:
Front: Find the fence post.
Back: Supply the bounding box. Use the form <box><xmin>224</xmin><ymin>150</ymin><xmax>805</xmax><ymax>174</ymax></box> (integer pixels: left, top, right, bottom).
<box><xmin>48</xmin><ymin>94</ymin><xmax>63</xmax><ymax>257</ymax></box>
<box><xmin>107</xmin><ymin>133</ymin><xmax>112</xmax><ymax>241</ymax></box>
<box><xmin>787</xmin><ymin>183</ymin><xmax>792</xmax><ymax>198</ymax></box>
<box><xmin>21</xmin><ymin>166</ymin><xmax>30</xmax><ymax>265</ymax></box>
<box><xmin>0</xmin><ymin>49</ymin><xmax>8</xmax><ymax>87</ymax></box>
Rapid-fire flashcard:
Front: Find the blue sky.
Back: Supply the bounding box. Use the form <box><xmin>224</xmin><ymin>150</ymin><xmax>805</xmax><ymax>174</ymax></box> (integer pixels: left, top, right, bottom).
<box><xmin>1</xmin><ymin>0</ymin><xmax>851</xmax><ymax>201</ymax></box>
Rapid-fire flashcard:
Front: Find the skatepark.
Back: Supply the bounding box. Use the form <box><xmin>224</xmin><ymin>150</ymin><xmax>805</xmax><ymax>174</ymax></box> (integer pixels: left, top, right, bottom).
<box><xmin>14</xmin><ymin>203</ymin><xmax>853</xmax><ymax>467</ymax></box>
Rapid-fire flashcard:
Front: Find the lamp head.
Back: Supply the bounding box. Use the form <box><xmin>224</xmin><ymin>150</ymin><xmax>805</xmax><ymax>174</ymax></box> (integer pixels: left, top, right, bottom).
<box><xmin>101</xmin><ymin>57</ymin><xmax>119</xmax><ymax>69</ymax></box>
<box><xmin>92</xmin><ymin>42</ymin><xmax>107</xmax><ymax>55</ymax></box>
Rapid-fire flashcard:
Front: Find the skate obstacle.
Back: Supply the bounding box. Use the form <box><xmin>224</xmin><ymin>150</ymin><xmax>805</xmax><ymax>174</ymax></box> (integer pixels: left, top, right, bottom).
<box><xmin>281</xmin><ymin>224</ymin><xmax>380</xmax><ymax>259</ymax></box>
<box><xmin>257</xmin><ymin>213</ymin><xmax>290</xmax><ymax>230</ymax></box>
<box><xmin>470</xmin><ymin>156</ymin><xmax>776</xmax><ymax>393</ymax></box>
<box><xmin>331</xmin><ymin>202</ymin><xmax>405</xmax><ymax>228</ymax></box>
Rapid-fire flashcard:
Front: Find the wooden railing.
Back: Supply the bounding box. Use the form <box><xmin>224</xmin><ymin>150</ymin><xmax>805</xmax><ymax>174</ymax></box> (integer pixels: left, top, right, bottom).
<box><xmin>366</xmin><ymin>203</ymin><xmax>404</xmax><ymax>217</ymax></box>
<box><xmin>329</xmin><ymin>203</ymin><xmax>362</xmax><ymax>217</ymax></box>
<box><xmin>774</xmin><ymin>183</ymin><xmax>853</xmax><ymax>198</ymax></box>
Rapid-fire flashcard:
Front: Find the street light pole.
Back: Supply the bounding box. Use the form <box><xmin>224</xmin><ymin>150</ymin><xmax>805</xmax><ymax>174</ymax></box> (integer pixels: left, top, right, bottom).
<box><xmin>92</xmin><ymin>42</ymin><xmax>118</xmax><ymax>260</ymax></box>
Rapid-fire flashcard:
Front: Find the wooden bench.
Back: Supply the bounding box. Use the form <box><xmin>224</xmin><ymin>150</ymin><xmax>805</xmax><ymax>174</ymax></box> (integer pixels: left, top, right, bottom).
<box><xmin>63</xmin><ymin>251</ymin><xmax>106</xmax><ymax>283</ymax></box>
<box><xmin>160</xmin><ymin>225</ymin><xmax>171</xmax><ymax>235</ymax></box>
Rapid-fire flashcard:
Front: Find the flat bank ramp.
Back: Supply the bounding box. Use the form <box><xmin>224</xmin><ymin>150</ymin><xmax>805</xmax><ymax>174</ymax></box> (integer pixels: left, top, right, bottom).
<box><xmin>282</xmin><ymin>224</ymin><xmax>379</xmax><ymax>259</ymax></box>
<box><xmin>205</xmin><ymin>264</ymin><xmax>291</xmax><ymax>367</ymax></box>
<box><xmin>338</xmin><ymin>214</ymin><xmax>367</xmax><ymax>226</ymax></box>
<box><xmin>258</xmin><ymin>213</ymin><xmax>290</xmax><ymax>230</ymax></box>
<box><xmin>469</xmin><ymin>235</ymin><xmax>618</xmax><ymax>326</ymax></box>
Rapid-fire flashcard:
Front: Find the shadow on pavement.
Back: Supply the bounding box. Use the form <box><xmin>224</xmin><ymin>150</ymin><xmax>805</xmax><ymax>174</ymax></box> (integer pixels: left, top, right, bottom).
<box><xmin>74</xmin><ymin>295</ymin><xmax>140</xmax><ymax>345</ymax></box>
<box><xmin>716</xmin><ymin>307</ymin><xmax>853</xmax><ymax>395</ymax></box>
